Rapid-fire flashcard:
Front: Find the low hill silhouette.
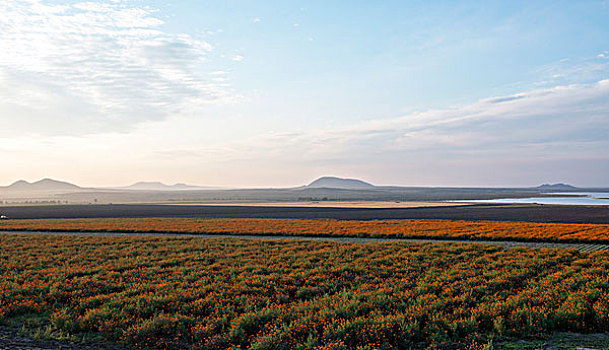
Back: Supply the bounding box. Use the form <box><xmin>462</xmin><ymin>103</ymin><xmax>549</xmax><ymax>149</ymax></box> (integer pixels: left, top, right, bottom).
<box><xmin>536</xmin><ymin>183</ymin><xmax>578</xmax><ymax>191</ymax></box>
<box><xmin>305</xmin><ymin>176</ymin><xmax>375</xmax><ymax>190</ymax></box>
<box><xmin>3</xmin><ymin>178</ymin><xmax>82</xmax><ymax>192</ymax></box>
<box><xmin>122</xmin><ymin>181</ymin><xmax>203</xmax><ymax>191</ymax></box>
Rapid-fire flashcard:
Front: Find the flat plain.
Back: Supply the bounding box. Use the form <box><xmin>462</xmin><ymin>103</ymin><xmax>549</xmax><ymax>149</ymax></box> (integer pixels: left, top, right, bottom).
<box><xmin>2</xmin><ymin>205</ymin><xmax>609</xmax><ymax>349</ymax></box>
<box><xmin>2</xmin><ymin>203</ymin><xmax>609</xmax><ymax>223</ymax></box>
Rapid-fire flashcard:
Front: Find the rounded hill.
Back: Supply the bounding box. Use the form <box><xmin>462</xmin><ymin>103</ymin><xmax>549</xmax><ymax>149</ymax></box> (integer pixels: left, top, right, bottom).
<box><xmin>306</xmin><ymin>176</ymin><xmax>375</xmax><ymax>190</ymax></box>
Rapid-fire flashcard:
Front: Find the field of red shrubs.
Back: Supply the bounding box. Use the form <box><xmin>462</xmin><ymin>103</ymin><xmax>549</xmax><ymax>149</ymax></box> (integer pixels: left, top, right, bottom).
<box><xmin>1</xmin><ymin>234</ymin><xmax>609</xmax><ymax>349</ymax></box>
<box><xmin>1</xmin><ymin>217</ymin><xmax>608</xmax><ymax>243</ymax></box>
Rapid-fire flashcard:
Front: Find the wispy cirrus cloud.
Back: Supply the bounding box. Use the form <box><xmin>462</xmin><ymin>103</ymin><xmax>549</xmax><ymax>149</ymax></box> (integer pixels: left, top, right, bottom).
<box><xmin>210</xmin><ymin>79</ymin><xmax>609</xmax><ymax>185</ymax></box>
<box><xmin>533</xmin><ymin>54</ymin><xmax>609</xmax><ymax>87</ymax></box>
<box><xmin>149</xmin><ymin>78</ymin><xmax>606</xmax><ymax>185</ymax></box>
<box><xmin>1</xmin><ymin>78</ymin><xmax>608</xmax><ymax>186</ymax></box>
<box><xmin>0</xmin><ymin>0</ymin><xmax>234</xmax><ymax>135</ymax></box>
<box><xmin>215</xmin><ymin>79</ymin><xmax>609</xmax><ymax>159</ymax></box>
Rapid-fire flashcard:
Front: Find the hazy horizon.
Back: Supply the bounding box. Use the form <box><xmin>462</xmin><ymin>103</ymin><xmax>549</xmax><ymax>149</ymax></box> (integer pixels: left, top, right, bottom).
<box><xmin>2</xmin><ymin>1</ymin><xmax>608</xmax><ymax>188</ymax></box>
<box><xmin>0</xmin><ymin>175</ymin><xmax>604</xmax><ymax>190</ymax></box>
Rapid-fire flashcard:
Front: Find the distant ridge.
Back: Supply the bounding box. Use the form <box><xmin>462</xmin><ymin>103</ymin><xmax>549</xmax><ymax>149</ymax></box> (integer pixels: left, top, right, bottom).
<box><xmin>3</xmin><ymin>178</ymin><xmax>82</xmax><ymax>192</ymax></box>
<box><xmin>305</xmin><ymin>176</ymin><xmax>375</xmax><ymax>190</ymax></box>
<box><xmin>536</xmin><ymin>183</ymin><xmax>578</xmax><ymax>191</ymax></box>
<box><xmin>122</xmin><ymin>181</ymin><xmax>204</xmax><ymax>191</ymax></box>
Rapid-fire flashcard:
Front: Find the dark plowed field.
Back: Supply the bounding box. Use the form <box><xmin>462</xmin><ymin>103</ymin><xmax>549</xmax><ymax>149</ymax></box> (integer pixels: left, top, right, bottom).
<box><xmin>1</xmin><ymin>203</ymin><xmax>609</xmax><ymax>223</ymax></box>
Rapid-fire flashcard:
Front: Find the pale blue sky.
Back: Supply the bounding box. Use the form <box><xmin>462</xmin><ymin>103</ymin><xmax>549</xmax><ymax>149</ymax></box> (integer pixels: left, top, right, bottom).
<box><xmin>0</xmin><ymin>0</ymin><xmax>608</xmax><ymax>187</ymax></box>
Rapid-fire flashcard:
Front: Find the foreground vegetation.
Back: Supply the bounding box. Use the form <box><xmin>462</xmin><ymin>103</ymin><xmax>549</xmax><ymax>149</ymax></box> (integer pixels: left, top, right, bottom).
<box><xmin>1</xmin><ymin>217</ymin><xmax>609</xmax><ymax>243</ymax></box>
<box><xmin>1</xmin><ymin>234</ymin><xmax>609</xmax><ymax>349</ymax></box>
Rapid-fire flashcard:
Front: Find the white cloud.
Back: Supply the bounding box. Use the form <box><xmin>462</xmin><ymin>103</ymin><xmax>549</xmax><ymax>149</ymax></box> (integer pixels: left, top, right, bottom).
<box><xmin>535</xmin><ymin>56</ymin><xmax>609</xmax><ymax>86</ymax></box>
<box><xmin>1</xmin><ymin>79</ymin><xmax>608</xmax><ymax>187</ymax></box>
<box><xmin>0</xmin><ymin>0</ymin><xmax>234</xmax><ymax>136</ymax></box>
<box><xmin>232</xmin><ymin>55</ymin><xmax>245</xmax><ymax>62</ymax></box>
<box><xmin>181</xmin><ymin>79</ymin><xmax>609</xmax><ymax>169</ymax></box>
<box><xmin>136</xmin><ymin>80</ymin><xmax>609</xmax><ymax>166</ymax></box>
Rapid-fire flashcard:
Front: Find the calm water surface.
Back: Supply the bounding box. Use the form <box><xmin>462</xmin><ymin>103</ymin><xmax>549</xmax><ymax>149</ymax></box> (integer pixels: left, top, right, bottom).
<box><xmin>456</xmin><ymin>192</ymin><xmax>609</xmax><ymax>206</ymax></box>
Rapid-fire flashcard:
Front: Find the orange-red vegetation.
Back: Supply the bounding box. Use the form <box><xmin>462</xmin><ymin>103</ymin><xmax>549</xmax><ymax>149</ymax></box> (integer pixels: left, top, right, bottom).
<box><xmin>1</xmin><ymin>217</ymin><xmax>608</xmax><ymax>243</ymax></box>
<box><xmin>1</xmin><ymin>235</ymin><xmax>608</xmax><ymax>349</ymax></box>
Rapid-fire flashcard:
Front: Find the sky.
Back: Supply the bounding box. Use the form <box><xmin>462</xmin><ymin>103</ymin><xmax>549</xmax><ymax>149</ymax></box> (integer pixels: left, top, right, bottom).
<box><xmin>1</xmin><ymin>0</ymin><xmax>608</xmax><ymax>187</ymax></box>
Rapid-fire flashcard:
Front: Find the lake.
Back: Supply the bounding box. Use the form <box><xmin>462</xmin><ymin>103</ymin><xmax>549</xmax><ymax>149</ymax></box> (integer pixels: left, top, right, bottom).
<box><xmin>456</xmin><ymin>192</ymin><xmax>609</xmax><ymax>206</ymax></box>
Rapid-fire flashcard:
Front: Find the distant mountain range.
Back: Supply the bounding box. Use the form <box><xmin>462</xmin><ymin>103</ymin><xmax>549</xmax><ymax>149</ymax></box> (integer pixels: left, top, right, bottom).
<box><xmin>0</xmin><ymin>177</ymin><xmax>585</xmax><ymax>193</ymax></box>
<box><xmin>1</xmin><ymin>178</ymin><xmax>82</xmax><ymax>192</ymax></box>
<box><xmin>0</xmin><ymin>176</ymin><xmax>378</xmax><ymax>193</ymax></box>
<box><xmin>0</xmin><ymin>179</ymin><xmax>209</xmax><ymax>193</ymax></box>
<box><xmin>1</xmin><ymin>176</ymin><xmax>606</xmax><ymax>205</ymax></box>
<box><xmin>120</xmin><ymin>181</ymin><xmax>206</xmax><ymax>191</ymax></box>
